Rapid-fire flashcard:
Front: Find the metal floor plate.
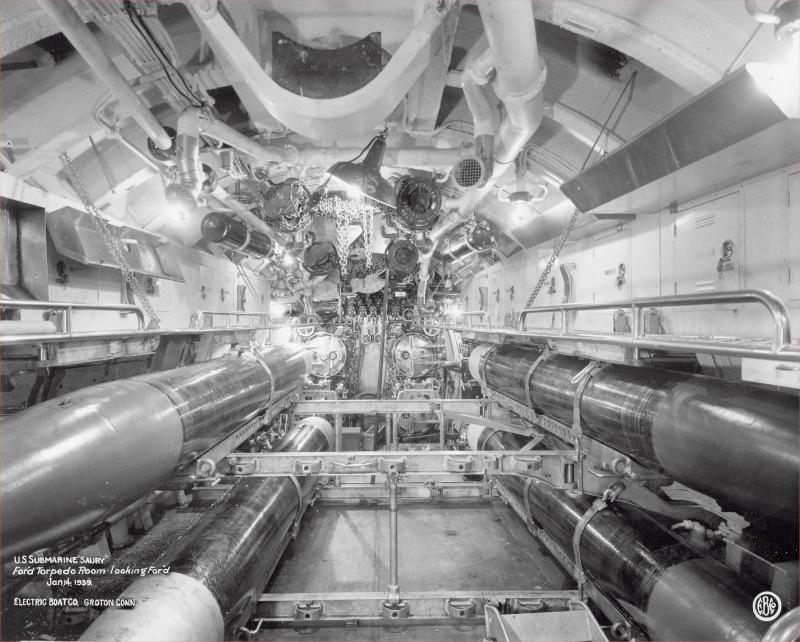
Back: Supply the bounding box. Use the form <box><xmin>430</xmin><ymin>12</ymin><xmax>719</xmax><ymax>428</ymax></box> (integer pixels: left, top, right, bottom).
<box><xmin>267</xmin><ymin>499</ymin><xmax>571</xmax><ymax>594</ymax></box>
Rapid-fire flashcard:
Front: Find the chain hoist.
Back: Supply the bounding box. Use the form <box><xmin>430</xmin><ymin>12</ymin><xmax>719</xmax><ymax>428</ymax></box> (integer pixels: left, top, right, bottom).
<box><xmin>59</xmin><ymin>152</ymin><xmax>161</xmax><ymax>328</ymax></box>
<box><xmin>361</xmin><ymin>206</ymin><xmax>374</xmax><ymax>269</ymax></box>
<box><xmin>523</xmin><ymin>208</ymin><xmax>581</xmax><ymax>309</ymax></box>
<box><xmin>336</xmin><ymin>208</ymin><xmax>350</xmax><ymax>278</ymax></box>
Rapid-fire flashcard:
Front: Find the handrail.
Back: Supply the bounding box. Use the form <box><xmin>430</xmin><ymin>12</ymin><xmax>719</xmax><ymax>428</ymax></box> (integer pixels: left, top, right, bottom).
<box><xmin>195</xmin><ymin>310</ymin><xmax>271</xmax><ymax>329</ymax></box>
<box><xmin>463</xmin><ymin>310</ymin><xmax>491</xmax><ymax>329</ymax></box>
<box><xmin>0</xmin><ymin>299</ymin><xmax>145</xmax><ymax>334</ymax></box>
<box><xmin>450</xmin><ymin>289</ymin><xmax>800</xmax><ymax>363</ymax></box>
<box><xmin>517</xmin><ymin>289</ymin><xmax>792</xmax><ymax>349</ymax></box>
<box><xmin>0</xmin><ymin>326</ymin><xmax>273</xmax><ymax>347</ymax></box>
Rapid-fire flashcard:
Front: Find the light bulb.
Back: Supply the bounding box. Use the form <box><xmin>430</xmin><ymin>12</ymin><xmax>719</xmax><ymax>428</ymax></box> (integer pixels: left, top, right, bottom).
<box><xmin>270</xmin><ymin>302</ymin><xmax>287</xmax><ymax>318</ymax></box>
<box><xmin>514</xmin><ymin>200</ymin><xmax>533</xmax><ymax>221</ymax></box>
<box><xmin>345</xmin><ymin>184</ymin><xmax>364</xmax><ymax>200</ymax></box>
<box><xmin>747</xmin><ymin>30</ymin><xmax>800</xmax><ymax>118</ymax></box>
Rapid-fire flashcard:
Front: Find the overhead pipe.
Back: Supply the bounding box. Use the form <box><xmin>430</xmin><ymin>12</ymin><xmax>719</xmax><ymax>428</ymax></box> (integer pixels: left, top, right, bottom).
<box><xmin>418</xmin><ymin>0</ymin><xmax>547</xmax><ymax>298</ymax></box>
<box><xmin>198</xmin><ymin>111</ymin><xmax>289</xmax><ymax>166</ymax></box>
<box><xmin>452</xmin><ymin>35</ymin><xmax>499</xmax><ymax>189</ymax></box>
<box><xmin>290</xmin><ymin>146</ymin><xmax>461</xmax><ymax>169</ymax></box>
<box><xmin>172</xmin><ymin>108</ymin><xmax>291</xmax><ymax>253</ymax></box>
<box><xmin>744</xmin><ymin>0</ymin><xmax>781</xmax><ymax>23</ymax></box>
<box><xmin>36</xmin><ymin>0</ymin><xmax>172</xmax><ymax>150</ymax></box>
<box><xmin>1</xmin><ymin>345</ymin><xmax>309</xmax><ymax>558</ymax></box>
<box><xmin>175</xmin><ymin>108</ymin><xmax>288</xmax><ymax>194</ymax></box>
<box><xmin>469</xmin><ymin>426</ymin><xmax>770</xmax><ymax>641</ymax></box>
<box><xmin>80</xmin><ymin>417</ymin><xmax>334</xmax><ymax>641</ymax></box>
<box><xmin>469</xmin><ymin>343</ymin><xmax>799</xmax><ymax>521</ymax></box>
<box><xmin>460</xmin><ymin>37</ymin><xmax>499</xmax><ymax>139</ymax></box>
<box><xmin>184</xmin><ymin>0</ymin><xmax>451</xmax><ymax>141</ymax></box>
<box><xmin>175</xmin><ymin>108</ymin><xmax>206</xmax><ymax>195</ymax></box>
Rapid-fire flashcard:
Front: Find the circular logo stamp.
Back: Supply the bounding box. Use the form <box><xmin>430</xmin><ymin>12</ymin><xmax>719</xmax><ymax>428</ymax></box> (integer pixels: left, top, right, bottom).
<box><xmin>753</xmin><ymin>591</ymin><xmax>782</xmax><ymax>622</ymax></box>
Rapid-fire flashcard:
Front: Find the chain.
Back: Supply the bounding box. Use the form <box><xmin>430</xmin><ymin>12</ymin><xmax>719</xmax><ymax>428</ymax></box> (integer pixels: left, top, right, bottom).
<box><xmin>361</xmin><ymin>206</ymin><xmax>374</xmax><ymax>269</ymax></box>
<box><xmin>336</xmin><ymin>209</ymin><xmax>350</xmax><ymax>278</ymax></box>
<box><xmin>59</xmin><ymin>152</ymin><xmax>161</xmax><ymax>328</ymax></box>
<box><xmin>384</xmin><ymin>333</ymin><xmax>398</xmax><ymax>394</ymax></box>
<box><xmin>524</xmin><ymin>208</ymin><xmax>582</xmax><ymax>309</ymax></box>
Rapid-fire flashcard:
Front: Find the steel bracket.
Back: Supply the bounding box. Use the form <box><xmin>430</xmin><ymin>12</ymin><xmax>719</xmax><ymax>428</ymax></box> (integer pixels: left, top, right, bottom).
<box><xmin>446</xmin><ymin>598</ymin><xmax>476</xmax><ymax>618</ymax></box>
<box><xmin>444</xmin><ymin>455</ymin><xmax>475</xmax><ymax>473</ymax></box>
<box><xmin>288</xmin><ymin>475</ymin><xmax>309</xmax><ymax>538</ymax></box>
<box><xmin>378</xmin><ymin>457</ymin><xmax>408</xmax><ymax>475</ymax></box>
<box><xmin>381</xmin><ymin>600</ymin><xmax>409</xmax><ymax>620</ymax></box>
<box><xmin>513</xmin><ymin>455</ymin><xmax>543</xmax><ymax>474</ymax></box>
<box><xmin>295</xmin><ymin>602</ymin><xmax>323</xmax><ymax>621</ymax></box>
<box><xmin>329</xmin><ymin>457</ymin><xmax>376</xmax><ymax>473</ymax></box>
<box><xmin>524</xmin><ymin>348</ymin><xmax>551</xmax><ymax>408</ymax></box>
<box><xmin>294</xmin><ymin>458</ymin><xmax>324</xmax><ymax>475</ymax></box>
<box><xmin>572</xmin><ymin>482</ymin><xmax>625</xmax><ymax>591</ymax></box>
<box><xmin>488</xmin><ymin>392</ymin><xmax>575</xmax><ymax>444</ymax></box>
<box><xmin>229</xmin><ymin>457</ymin><xmax>257</xmax><ymax>475</ymax></box>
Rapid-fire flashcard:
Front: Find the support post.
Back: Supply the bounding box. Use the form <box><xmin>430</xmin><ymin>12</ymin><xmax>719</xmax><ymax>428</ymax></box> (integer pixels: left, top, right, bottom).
<box><xmin>387</xmin><ymin>413</ymin><xmax>396</xmax><ymax>450</ymax></box>
<box><xmin>381</xmin><ymin>472</ymin><xmax>408</xmax><ymax>619</ymax></box>
<box><xmin>388</xmin><ymin>472</ymin><xmax>399</xmax><ymax>603</ymax></box>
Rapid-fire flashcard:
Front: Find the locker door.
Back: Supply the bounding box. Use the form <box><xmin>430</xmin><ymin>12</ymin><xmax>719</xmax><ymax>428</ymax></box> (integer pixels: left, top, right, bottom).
<box><xmin>673</xmin><ymin>192</ymin><xmax>741</xmax><ymax>294</ymax></box>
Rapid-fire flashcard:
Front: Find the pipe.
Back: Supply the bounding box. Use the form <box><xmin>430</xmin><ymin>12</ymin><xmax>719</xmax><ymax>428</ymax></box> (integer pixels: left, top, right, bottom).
<box><xmin>0</xmin><ymin>344</ymin><xmax>309</xmax><ymax>558</ymax></box>
<box><xmin>451</xmin><ymin>37</ymin><xmax>497</xmax><ymax>192</ymax></box>
<box><xmin>80</xmin><ymin>417</ymin><xmax>334</xmax><ymax>641</ymax></box>
<box><xmin>176</xmin><ymin>108</ymin><xmax>288</xmax><ymax>194</ymax></box>
<box><xmin>199</xmin><ymin>112</ymin><xmax>288</xmax><ymax>165</ymax></box>
<box><xmin>291</xmin><ymin>146</ymin><xmax>461</xmax><ymax>169</ymax></box>
<box><xmin>35</xmin><ymin>0</ymin><xmax>171</xmax><ymax>150</ymax></box>
<box><xmin>745</xmin><ymin>0</ymin><xmax>781</xmax><ymax>23</ymax></box>
<box><xmin>185</xmin><ymin>0</ymin><xmax>449</xmax><ymax>141</ymax></box>
<box><xmin>418</xmin><ymin>0</ymin><xmax>547</xmax><ymax>297</ymax></box>
<box><xmin>470</xmin><ymin>343</ymin><xmax>799</xmax><ymax>521</ymax></box>
<box><xmin>470</xmin><ymin>425</ymin><xmax>770</xmax><ymax>641</ymax></box>
<box><xmin>175</xmin><ymin>108</ymin><xmax>205</xmax><ymax>195</ymax></box>
<box><xmin>461</xmin><ymin>36</ymin><xmax>499</xmax><ymax>137</ymax></box>
<box><xmin>387</xmin><ymin>472</ymin><xmax>401</xmax><ymax>604</ymax></box>
<box><xmin>0</xmin><ymin>320</ymin><xmax>58</xmax><ymax>335</ymax></box>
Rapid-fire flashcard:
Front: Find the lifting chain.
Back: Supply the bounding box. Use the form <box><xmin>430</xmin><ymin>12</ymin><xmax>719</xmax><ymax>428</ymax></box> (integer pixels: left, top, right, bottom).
<box><xmin>524</xmin><ymin>207</ymin><xmax>581</xmax><ymax>309</ymax></box>
<box><xmin>59</xmin><ymin>152</ymin><xmax>161</xmax><ymax>328</ymax></box>
<box><xmin>361</xmin><ymin>206</ymin><xmax>374</xmax><ymax>269</ymax></box>
<box><xmin>336</xmin><ymin>208</ymin><xmax>350</xmax><ymax>278</ymax></box>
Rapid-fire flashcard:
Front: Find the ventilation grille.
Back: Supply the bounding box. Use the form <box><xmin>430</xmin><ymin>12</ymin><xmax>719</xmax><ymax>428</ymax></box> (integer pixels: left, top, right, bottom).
<box><xmin>453</xmin><ymin>157</ymin><xmax>486</xmax><ymax>188</ymax></box>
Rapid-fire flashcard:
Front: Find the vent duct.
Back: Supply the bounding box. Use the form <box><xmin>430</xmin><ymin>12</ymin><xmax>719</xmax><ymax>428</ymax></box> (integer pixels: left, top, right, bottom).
<box><xmin>560</xmin><ymin>65</ymin><xmax>800</xmax><ymax>214</ymax></box>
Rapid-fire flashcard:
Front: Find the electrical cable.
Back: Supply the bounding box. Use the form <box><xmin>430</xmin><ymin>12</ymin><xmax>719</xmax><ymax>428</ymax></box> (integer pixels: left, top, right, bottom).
<box><xmin>522</xmin><ymin>71</ymin><xmax>640</xmax><ymax>309</ymax></box>
<box><xmin>723</xmin><ymin>0</ymin><xmax>781</xmax><ymax>75</ymax></box>
<box><xmin>579</xmin><ymin>70</ymin><xmax>638</xmax><ymax>172</ymax></box>
<box><xmin>126</xmin><ymin>1</ymin><xmax>202</xmax><ymax>105</ymax></box>
<box><xmin>340</xmin><ymin>134</ymin><xmax>381</xmax><ymax>164</ymax></box>
<box><xmin>122</xmin><ymin>1</ymin><xmax>205</xmax><ymax>108</ymax></box>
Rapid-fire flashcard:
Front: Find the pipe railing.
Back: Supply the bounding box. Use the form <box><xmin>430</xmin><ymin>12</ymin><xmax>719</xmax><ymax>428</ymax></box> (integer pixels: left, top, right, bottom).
<box><xmin>0</xmin><ymin>327</ymin><xmax>272</xmax><ymax>347</ymax></box>
<box><xmin>462</xmin><ymin>311</ymin><xmax>490</xmax><ymax>329</ymax></box>
<box><xmin>518</xmin><ymin>289</ymin><xmax>790</xmax><ymax>344</ymax></box>
<box><xmin>0</xmin><ymin>300</ymin><xmax>145</xmax><ymax>335</ymax></box>
<box><xmin>452</xmin><ymin>289</ymin><xmax>799</xmax><ymax>362</ymax></box>
<box><xmin>194</xmin><ymin>310</ymin><xmax>271</xmax><ymax>329</ymax></box>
